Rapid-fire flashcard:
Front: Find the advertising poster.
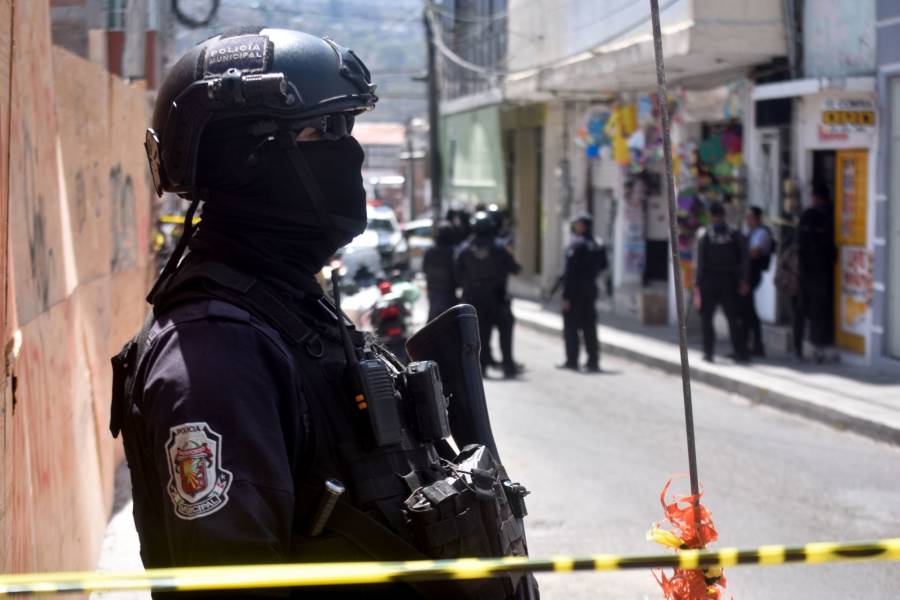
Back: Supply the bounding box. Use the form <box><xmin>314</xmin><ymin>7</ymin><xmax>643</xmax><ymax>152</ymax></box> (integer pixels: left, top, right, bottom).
<box><xmin>839</xmin><ymin>246</ymin><xmax>871</xmax><ymax>336</ymax></box>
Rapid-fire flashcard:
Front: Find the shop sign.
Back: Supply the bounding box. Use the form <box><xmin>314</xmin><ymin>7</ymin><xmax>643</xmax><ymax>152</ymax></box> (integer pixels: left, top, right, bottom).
<box><xmin>839</xmin><ymin>246</ymin><xmax>872</xmax><ymax>336</ymax></box>
<box><xmin>818</xmin><ymin>96</ymin><xmax>876</xmax><ymax>143</ymax></box>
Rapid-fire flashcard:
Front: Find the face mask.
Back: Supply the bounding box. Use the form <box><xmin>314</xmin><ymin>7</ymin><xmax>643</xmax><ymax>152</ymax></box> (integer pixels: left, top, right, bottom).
<box><xmin>294</xmin><ymin>136</ymin><xmax>367</xmax><ymax>245</ymax></box>
<box><xmin>191</xmin><ymin>130</ymin><xmax>369</xmax><ymax>282</ymax></box>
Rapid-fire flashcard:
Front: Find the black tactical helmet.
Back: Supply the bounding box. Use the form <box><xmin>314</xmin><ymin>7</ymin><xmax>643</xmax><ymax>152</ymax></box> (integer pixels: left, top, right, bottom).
<box><xmin>470</xmin><ymin>211</ymin><xmax>495</xmax><ymax>236</ymax></box>
<box><xmin>146</xmin><ymin>27</ymin><xmax>377</xmax><ymax>197</ymax></box>
<box><xmin>570</xmin><ymin>212</ymin><xmax>593</xmax><ymax>234</ymax></box>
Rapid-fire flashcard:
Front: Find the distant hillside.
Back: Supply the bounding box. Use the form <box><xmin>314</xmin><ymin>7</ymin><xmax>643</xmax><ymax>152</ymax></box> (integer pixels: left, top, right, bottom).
<box><xmin>174</xmin><ymin>0</ymin><xmax>427</xmax><ymax>122</ymax></box>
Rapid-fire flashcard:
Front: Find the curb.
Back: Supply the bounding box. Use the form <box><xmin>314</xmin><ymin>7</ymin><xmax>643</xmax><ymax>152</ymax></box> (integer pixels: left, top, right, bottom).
<box><xmin>515</xmin><ymin>313</ymin><xmax>900</xmax><ymax>447</ymax></box>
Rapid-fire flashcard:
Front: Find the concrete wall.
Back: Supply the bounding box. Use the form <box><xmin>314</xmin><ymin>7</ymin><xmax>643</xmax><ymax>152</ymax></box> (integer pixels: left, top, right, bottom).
<box><xmin>1</xmin><ymin>0</ymin><xmax>154</xmax><ymax>574</ymax></box>
<box><xmin>804</xmin><ymin>0</ymin><xmax>876</xmax><ymax>78</ymax></box>
<box><xmin>875</xmin><ymin>0</ymin><xmax>900</xmax><ymax>363</ymax></box>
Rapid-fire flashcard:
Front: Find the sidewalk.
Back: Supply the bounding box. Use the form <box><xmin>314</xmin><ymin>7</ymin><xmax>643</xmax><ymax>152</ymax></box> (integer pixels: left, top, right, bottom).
<box><xmin>512</xmin><ymin>298</ymin><xmax>900</xmax><ymax>446</ymax></box>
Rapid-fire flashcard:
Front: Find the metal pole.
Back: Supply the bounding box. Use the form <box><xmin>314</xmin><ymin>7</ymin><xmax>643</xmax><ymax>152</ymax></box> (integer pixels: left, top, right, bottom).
<box><xmin>648</xmin><ymin>0</ymin><xmax>701</xmax><ymax>503</ymax></box>
<box><xmin>404</xmin><ymin>119</ymin><xmax>416</xmax><ymax>221</ymax></box>
<box><xmin>424</xmin><ymin>6</ymin><xmax>443</xmax><ymax>223</ymax></box>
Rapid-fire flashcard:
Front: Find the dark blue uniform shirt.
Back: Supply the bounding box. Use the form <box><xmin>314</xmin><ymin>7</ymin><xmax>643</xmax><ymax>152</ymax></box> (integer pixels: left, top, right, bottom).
<box><xmin>563</xmin><ymin>235</ymin><xmax>604</xmax><ymax>302</ymax></box>
<box><xmin>133</xmin><ymin>297</ymin><xmax>305</xmax><ymax>569</ymax></box>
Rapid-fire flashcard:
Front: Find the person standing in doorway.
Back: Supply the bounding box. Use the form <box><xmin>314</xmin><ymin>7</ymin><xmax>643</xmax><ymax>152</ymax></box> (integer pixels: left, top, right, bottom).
<box><xmin>742</xmin><ymin>206</ymin><xmax>774</xmax><ymax>357</ymax></box>
<box><xmin>558</xmin><ymin>214</ymin><xmax>608</xmax><ymax>372</ymax></box>
<box><xmin>694</xmin><ymin>202</ymin><xmax>750</xmax><ymax>363</ymax></box>
<box><xmin>797</xmin><ymin>182</ymin><xmax>838</xmax><ymax>363</ymax></box>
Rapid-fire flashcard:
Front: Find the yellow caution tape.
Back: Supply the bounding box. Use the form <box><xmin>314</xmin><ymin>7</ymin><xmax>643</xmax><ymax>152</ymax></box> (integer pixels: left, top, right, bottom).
<box><xmin>1</xmin><ymin>538</ymin><xmax>898</xmax><ymax>596</ymax></box>
<box><xmin>159</xmin><ymin>215</ymin><xmax>201</xmax><ymax>225</ymax></box>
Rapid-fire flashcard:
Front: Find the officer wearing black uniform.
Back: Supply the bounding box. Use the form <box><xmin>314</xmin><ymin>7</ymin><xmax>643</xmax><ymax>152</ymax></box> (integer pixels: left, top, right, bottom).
<box><xmin>559</xmin><ymin>214</ymin><xmax>606</xmax><ymax>372</ymax></box>
<box><xmin>456</xmin><ymin>212</ymin><xmax>522</xmax><ymax>378</ymax></box>
<box><xmin>694</xmin><ymin>202</ymin><xmax>750</xmax><ymax>363</ymax></box>
<box><xmin>423</xmin><ymin>221</ymin><xmax>458</xmax><ymax>321</ymax></box>
<box><xmin>109</xmin><ymin>28</ymin><xmax>534</xmax><ymax>600</ymax></box>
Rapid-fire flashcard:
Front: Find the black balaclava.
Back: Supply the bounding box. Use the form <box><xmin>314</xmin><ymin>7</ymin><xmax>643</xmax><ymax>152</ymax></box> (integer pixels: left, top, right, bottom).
<box><xmin>189</xmin><ymin>123</ymin><xmax>367</xmax><ymax>296</ymax></box>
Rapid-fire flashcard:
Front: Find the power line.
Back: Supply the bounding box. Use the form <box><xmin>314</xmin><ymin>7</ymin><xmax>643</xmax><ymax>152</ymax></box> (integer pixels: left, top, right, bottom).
<box><xmin>446</xmin><ymin>0</ymin><xmax>684</xmax><ymax>79</ymax></box>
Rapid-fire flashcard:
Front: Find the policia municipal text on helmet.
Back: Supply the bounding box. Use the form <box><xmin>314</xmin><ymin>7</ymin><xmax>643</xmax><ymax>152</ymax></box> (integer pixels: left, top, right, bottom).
<box><xmin>109</xmin><ymin>28</ymin><xmax>536</xmax><ymax>599</ymax></box>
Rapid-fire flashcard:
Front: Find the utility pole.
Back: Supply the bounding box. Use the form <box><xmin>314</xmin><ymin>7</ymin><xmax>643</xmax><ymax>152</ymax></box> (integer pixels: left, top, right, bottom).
<box><xmin>423</xmin><ymin>4</ymin><xmax>443</xmax><ymax>223</ymax></box>
<box><xmin>403</xmin><ymin>119</ymin><xmax>416</xmax><ymax>221</ymax></box>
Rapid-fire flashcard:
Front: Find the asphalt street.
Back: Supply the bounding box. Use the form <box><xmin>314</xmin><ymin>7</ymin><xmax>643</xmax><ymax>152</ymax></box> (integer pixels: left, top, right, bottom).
<box><xmin>485</xmin><ymin>323</ymin><xmax>900</xmax><ymax>599</ymax></box>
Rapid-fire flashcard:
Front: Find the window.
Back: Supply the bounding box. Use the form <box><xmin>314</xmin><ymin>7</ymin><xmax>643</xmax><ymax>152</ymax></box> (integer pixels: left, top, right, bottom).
<box><xmin>108</xmin><ymin>0</ymin><xmax>127</xmax><ymax>31</ymax></box>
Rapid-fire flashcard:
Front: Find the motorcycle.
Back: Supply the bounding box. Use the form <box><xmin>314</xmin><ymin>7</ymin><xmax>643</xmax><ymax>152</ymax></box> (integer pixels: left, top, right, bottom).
<box><xmin>369</xmin><ymin>274</ymin><xmax>420</xmax><ymax>363</ymax></box>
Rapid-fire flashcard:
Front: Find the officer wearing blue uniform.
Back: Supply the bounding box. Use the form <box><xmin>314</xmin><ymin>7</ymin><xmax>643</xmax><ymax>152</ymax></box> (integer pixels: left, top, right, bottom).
<box><xmin>456</xmin><ymin>212</ymin><xmax>521</xmax><ymax>378</ymax></box>
<box><xmin>110</xmin><ymin>28</ymin><xmax>535</xmax><ymax>600</ymax></box>
<box><xmin>423</xmin><ymin>221</ymin><xmax>459</xmax><ymax>321</ymax></box>
<box><xmin>559</xmin><ymin>214</ymin><xmax>606</xmax><ymax>372</ymax></box>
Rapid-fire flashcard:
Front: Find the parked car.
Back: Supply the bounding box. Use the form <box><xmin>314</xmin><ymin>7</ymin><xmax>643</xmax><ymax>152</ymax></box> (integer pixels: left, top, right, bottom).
<box><xmin>401</xmin><ymin>217</ymin><xmax>433</xmax><ymax>274</ymax></box>
<box><xmin>367</xmin><ymin>203</ymin><xmax>409</xmax><ymax>272</ymax></box>
<box><xmin>332</xmin><ymin>229</ymin><xmax>381</xmax><ymax>289</ymax></box>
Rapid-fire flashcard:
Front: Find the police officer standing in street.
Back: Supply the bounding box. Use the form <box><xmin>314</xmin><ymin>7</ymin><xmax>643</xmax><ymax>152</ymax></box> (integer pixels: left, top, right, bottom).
<box><xmin>694</xmin><ymin>202</ymin><xmax>750</xmax><ymax>363</ymax></box>
<box><xmin>423</xmin><ymin>220</ymin><xmax>459</xmax><ymax>321</ymax></box>
<box><xmin>558</xmin><ymin>214</ymin><xmax>607</xmax><ymax>372</ymax></box>
<box><xmin>456</xmin><ymin>211</ymin><xmax>522</xmax><ymax>378</ymax></box>
<box><xmin>110</xmin><ymin>28</ymin><xmax>534</xmax><ymax>600</ymax></box>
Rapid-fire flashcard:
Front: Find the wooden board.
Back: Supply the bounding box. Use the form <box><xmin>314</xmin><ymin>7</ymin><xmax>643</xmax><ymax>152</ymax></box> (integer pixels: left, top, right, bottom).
<box><xmin>52</xmin><ymin>48</ymin><xmax>112</xmax><ymax>284</ymax></box>
<box><xmin>0</xmin><ymin>0</ymin><xmax>13</xmax><ymax>576</ymax></box>
<box><xmin>8</xmin><ymin>0</ymin><xmax>66</xmax><ymax>327</ymax></box>
<box><xmin>3</xmin><ymin>0</ymin><xmax>155</xmax><ymax>576</ymax></box>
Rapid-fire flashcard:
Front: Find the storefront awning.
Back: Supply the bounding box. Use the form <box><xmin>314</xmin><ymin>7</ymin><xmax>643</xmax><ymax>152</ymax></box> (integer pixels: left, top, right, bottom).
<box><xmin>752</xmin><ymin>77</ymin><xmax>875</xmax><ymax>101</ymax></box>
<box><xmin>504</xmin><ymin>0</ymin><xmax>786</xmax><ymax>98</ymax></box>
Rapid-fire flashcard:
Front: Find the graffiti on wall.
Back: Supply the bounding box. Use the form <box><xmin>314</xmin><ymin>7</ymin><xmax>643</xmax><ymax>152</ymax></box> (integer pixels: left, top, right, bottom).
<box><xmin>109</xmin><ymin>165</ymin><xmax>137</xmax><ymax>272</ymax></box>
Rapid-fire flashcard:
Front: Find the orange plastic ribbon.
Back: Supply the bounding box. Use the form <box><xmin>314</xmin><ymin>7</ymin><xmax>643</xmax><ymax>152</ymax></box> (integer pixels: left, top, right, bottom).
<box><xmin>649</xmin><ymin>477</ymin><xmax>730</xmax><ymax>600</ymax></box>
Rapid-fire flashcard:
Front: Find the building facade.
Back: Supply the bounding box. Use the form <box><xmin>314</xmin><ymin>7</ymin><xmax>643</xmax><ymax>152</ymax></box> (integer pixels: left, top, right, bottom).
<box><xmin>875</xmin><ymin>0</ymin><xmax>900</xmax><ymax>366</ymax></box>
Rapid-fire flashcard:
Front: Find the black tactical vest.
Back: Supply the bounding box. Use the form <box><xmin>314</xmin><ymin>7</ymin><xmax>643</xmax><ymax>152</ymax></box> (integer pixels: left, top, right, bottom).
<box><xmin>701</xmin><ymin>225</ymin><xmax>741</xmax><ymax>274</ymax></box>
<box><xmin>110</xmin><ymin>257</ymin><xmax>534</xmax><ymax>600</ymax></box>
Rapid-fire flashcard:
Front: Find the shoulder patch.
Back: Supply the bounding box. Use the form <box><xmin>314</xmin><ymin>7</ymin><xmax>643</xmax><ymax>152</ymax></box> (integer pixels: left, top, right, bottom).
<box><xmin>166</xmin><ymin>422</ymin><xmax>233</xmax><ymax>520</ymax></box>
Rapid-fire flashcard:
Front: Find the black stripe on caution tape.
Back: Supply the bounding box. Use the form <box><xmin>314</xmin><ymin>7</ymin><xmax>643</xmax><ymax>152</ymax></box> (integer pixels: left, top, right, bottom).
<box><xmin>1</xmin><ymin>538</ymin><xmax>898</xmax><ymax>596</ymax></box>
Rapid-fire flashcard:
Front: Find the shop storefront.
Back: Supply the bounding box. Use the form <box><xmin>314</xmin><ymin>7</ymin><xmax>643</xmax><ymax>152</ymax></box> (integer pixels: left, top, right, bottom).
<box><xmin>796</xmin><ymin>88</ymin><xmax>878</xmax><ymax>358</ymax></box>
<box><xmin>582</xmin><ymin>82</ymin><xmax>750</xmax><ymax>324</ymax></box>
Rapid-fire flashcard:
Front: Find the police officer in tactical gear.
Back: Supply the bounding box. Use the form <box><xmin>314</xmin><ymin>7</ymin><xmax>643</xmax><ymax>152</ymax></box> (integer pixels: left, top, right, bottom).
<box><xmin>456</xmin><ymin>211</ymin><xmax>522</xmax><ymax>378</ymax></box>
<box><xmin>109</xmin><ymin>28</ymin><xmax>535</xmax><ymax>599</ymax></box>
<box><xmin>694</xmin><ymin>202</ymin><xmax>750</xmax><ymax>363</ymax></box>
<box><xmin>559</xmin><ymin>213</ymin><xmax>607</xmax><ymax>372</ymax></box>
<box><xmin>423</xmin><ymin>220</ymin><xmax>459</xmax><ymax>321</ymax></box>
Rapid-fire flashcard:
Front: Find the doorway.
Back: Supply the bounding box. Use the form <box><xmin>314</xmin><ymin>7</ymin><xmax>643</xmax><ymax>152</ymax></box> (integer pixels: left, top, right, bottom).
<box><xmin>811</xmin><ymin>148</ymin><xmax>869</xmax><ymax>354</ymax></box>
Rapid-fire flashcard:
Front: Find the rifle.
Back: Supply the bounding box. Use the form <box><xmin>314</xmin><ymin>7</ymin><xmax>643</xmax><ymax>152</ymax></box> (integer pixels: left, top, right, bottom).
<box><xmin>406</xmin><ymin>304</ymin><xmax>500</xmax><ymax>459</ymax></box>
<box><xmin>406</xmin><ymin>305</ymin><xmax>539</xmax><ymax>600</ymax></box>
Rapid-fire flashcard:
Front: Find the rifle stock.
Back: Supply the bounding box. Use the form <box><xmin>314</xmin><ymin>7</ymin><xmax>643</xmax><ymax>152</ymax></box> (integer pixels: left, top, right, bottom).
<box><xmin>405</xmin><ymin>304</ymin><xmax>500</xmax><ymax>461</ymax></box>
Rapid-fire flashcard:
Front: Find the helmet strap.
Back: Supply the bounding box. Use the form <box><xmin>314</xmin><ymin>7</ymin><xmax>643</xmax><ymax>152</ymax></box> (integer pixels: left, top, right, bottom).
<box><xmin>146</xmin><ymin>195</ymin><xmax>202</xmax><ymax>305</ymax></box>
